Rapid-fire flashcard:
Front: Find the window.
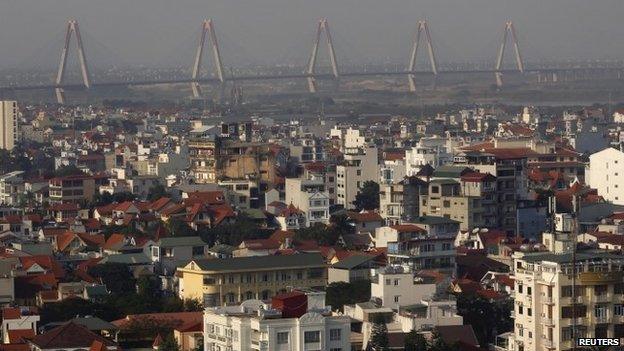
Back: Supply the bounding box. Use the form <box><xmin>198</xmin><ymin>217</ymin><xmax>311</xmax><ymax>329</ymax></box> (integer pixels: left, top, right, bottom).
<box><xmin>330</xmin><ymin>329</ymin><xmax>342</xmax><ymax>341</ymax></box>
<box><xmin>277</xmin><ymin>332</ymin><xmax>289</xmax><ymax>344</ymax></box>
<box><xmin>527</xmin><ymin>308</ymin><xmax>532</xmax><ymax>317</ymax></box>
<box><xmin>394</xmin><ymin>279</ymin><xmax>400</xmax><ymax>286</ymax></box>
<box><xmin>518</xmin><ymin>284</ymin><xmax>523</xmax><ymax>294</ymax></box>
<box><xmin>527</xmin><ymin>287</ymin><xmax>532</xmax><ymax>296</ymax></box>
<box><xmin>394</xmin><ymin>295</ymin><xmax>400</xmax><ymax>303</ymax></box>
<box><xmin>518</xmin><ymin>306</ymin><xmax>523</xmax><ymax>315</ymax></box>
<box><xmin>304</xmin><ymin>331</ymin><xmax>320</xmax><ymax>343</ymax></box>
<box><xmin>613</xmin><ymin>304</ymin><xmax>624</xmax><ymax>316</ymax></box>
<box><xmin>385</xmin><ymin>279</ymin><xmax>391</xmax><ymax>285</ymax></box>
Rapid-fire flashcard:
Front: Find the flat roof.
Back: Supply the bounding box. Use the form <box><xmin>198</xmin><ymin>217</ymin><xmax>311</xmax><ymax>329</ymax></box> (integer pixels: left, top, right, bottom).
<box><xmin>189</xmin><ymin>253</ymin><xmax>326</xmax><ymax>272</ymax></box>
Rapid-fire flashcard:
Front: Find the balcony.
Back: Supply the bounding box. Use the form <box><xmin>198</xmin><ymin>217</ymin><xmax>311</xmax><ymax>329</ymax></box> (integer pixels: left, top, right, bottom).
<box><xmin>543</xmin><ymin>318</ymin><xmax>554</xmax><ymax>326</ymax></box>
<box><xmin>594</xmin><ymin>294</ymin><xmax>611</xmax><ymax>303</ymax></box>
<box><xmin>542</xmin><ymin>296</ymin><xmax>554</xmax><ymax>305</ymax></box>
<box><xmin>388</xmin><ymin>248</ymin><xmax>455</xmax><ymax>259</ymax></box>
<box><xmin>541</xmin><ymin>336</ymin><xmax>554</xmax><ymax>349</ymax></box>
<box><xmin>594</xmin><ymin>315</ymin><xmax>610</xmax><ymax>324</ymax></box>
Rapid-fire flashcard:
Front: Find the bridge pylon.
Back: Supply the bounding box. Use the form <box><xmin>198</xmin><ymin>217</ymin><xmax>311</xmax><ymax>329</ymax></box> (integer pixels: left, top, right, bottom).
<box><xmin>495</xmin><ymin>21</ymin><xmax>524</xmax><ymax>87</ymax></box>
<box><xmin>55</xmin><ymin>19</ymin><xmax>91</xmax><ymax>104</ymax></box>
<box><xmin>306</xmin><ymin>18</ymin><xmax>339</xmax><ymax>93</ymax></box>
<box><xmin>407</xmin><ymin>20</ymin><xmax>438</xmax><ymax>93</ymax></box>
<box><xmin>191</xmin><ymin>19</ymin><xmax>225</xmax><ymax>98</ymax></box>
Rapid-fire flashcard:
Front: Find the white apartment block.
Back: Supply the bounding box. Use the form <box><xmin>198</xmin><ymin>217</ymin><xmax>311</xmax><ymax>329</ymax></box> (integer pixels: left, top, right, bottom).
<box><xmin>284</xmin><ymin>177</ymin><xmax>330</xmax><ymax>226</ymax></box>
<box><xmin>0</xmin><ymin>171</ymin><xmax>24</xmax><ymax>206</ymax></box>
<box><xmin>405</xmin><ymin>137</ymin><xmax>453</xmax><ymax>176</ymax></box>
<box><xmin>371</xmin><ymin>266</ymin><xmax>436</xmax><ymax>308</ymax></box>
<box><xmin>336</xmin><ymin>145</ymin><xmax>378</xmax><ymax>210</ymax></box>
<box><xmin>501</xmin><ymin>251</ymin><xmax>624</xmax><ymax>351</ymax></box>
<box><xmin>0</xmin><ymin>101</ymin><xmax>18</xmax><ymax>151</ymax></box>
<box><xmin>204</xmin><ymin>293</ymin><xmax>350</xmax><ymax>351</ymax></box>
<box><xmin>587</xmin><ymin>147</ymin><xmax>624</xmax><ymax>205</ymax></box>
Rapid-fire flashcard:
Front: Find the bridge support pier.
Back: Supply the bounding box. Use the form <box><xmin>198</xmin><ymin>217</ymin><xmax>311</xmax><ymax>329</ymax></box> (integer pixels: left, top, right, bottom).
<box><xmin>495</xmin><ymin>21</ymin><xmax>524</xmax><ymax>87</ymax></box>
<box><xmin>407</xmin><ymin>20</ymin><xmax>438</xmax><ymax>93</ymax></box>
<box><xmin>306</xmin><ymin>18</ymin><xmax>339</xmax><ymax>93</ymax></box>
<box><xmin>55</xmin><ymin>20</ymin><xmax>91</xmax><ymax>104</ymax></box>
<box><xmin>191</xmin><ymin>19</ymin><xmax>225</xmax><ymax>99</ymax></box>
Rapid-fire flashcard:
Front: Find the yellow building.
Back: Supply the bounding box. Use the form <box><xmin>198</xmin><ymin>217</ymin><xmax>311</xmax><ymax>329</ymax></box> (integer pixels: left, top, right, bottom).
<box><xmin>177</xmin><ymin>253</ymin><xmax>327</xmax><ymax>307</ymax></box>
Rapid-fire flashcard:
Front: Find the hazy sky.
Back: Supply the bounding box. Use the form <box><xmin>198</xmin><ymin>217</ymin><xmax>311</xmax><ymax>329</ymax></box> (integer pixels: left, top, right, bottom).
<box><xmin>1</xmin><ymin>0</ymin><xmax>623</xmax><ymax>69</ymax></box>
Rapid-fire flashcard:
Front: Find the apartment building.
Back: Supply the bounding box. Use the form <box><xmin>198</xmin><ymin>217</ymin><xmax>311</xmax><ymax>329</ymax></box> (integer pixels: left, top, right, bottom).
<box><xmin>419</xmin><ymin>171</ymin><xmax>497</xmax><ymax>230</ymax></box>
<box><xmin>177</xmin><ymin>253</ymin><xmax>327</xmax><ymax>307</ymax></box>
<box><xmin>587</xmin><ymin>147</ymin><xmax>624</xmax><ymax>205</ymax></box>
<box><xmin>405</xmin><ymin>137</ymin><xmax>453</xmax><ymax>176</ymax></box>
<box><xmin>0</xmin><ymin>171</ymin><xmax>24</xmax><ymax>206</ymax></box>
<box><xmin>336</xmin><ymin>144</ymin><xmax>378</xmax><ymax>210</ymax></box>
<box><xmin>284</xmin><ymin>177</ymin><xmax>330</xmax><ymax>226</ymax></box>
<box><xmin>379</xmin><ymin>176</ymin><xmax>428</xmax><ymax>225</ymax></box>
<box><xmin>371</xmin><ymin>266</ymin><xmax>436</xmax><ymax>308</ymax></box>
<box><xmin>375</xmin><ymin>225</ymin><xmax>456</xmax><ymax>270</ymax></box>
<box><xmin>203</xmin><ymin>290</ymin><xmax>350</xmax><ymax>351</ymax></box>
<box><xmin>188</xmin><ymin>137</ymin><xmax>218</xmax><ymax>183</ymax></box>
<box><xmin>506</xmin><ymin>251</ymin><xmax>624</xmax><ymax>351</ymax></box>
<box><xmin>48</xmin><ymin>174</ymin><xmax>99</xmax><ymax>204</ymax></box>
<box><xmin>0</xmin><ymin>101</ymin><xmax>18</xmax><ymax>151</ymax></box>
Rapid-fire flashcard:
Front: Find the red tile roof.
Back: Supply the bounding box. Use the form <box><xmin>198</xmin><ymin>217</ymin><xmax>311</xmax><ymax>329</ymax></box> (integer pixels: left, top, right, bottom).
<box><xmin>30</xmin><ymin>322</ymin><xmax>116</xmax><ymax>349</ymax></box>
<box><xmin>7</xmin><ymin>329</ymin><xmax>35</xmax><ymax>343</ymax></box>
<box><xmin>460</xmin><ymin>172</ymin><xmax>495</xmax><ymax>182</ymax></box>
<box><xmin>347</xmin><ymin>211</ymin><xmax>384</xmax><ymax>223</ymax></box>
<box><xmin>113</xmin><ymin>312</ymin><xmax>203</xmax><ymax>333</ymax></box>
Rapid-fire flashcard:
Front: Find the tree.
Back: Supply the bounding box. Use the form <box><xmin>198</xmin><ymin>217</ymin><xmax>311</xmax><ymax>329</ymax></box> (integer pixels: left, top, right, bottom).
<box><xmin>54</xmin><ymin>164</ymin><xmax>85</xmax><ymax>177</ymax></box>
<box><xmin>326</xmin><ymin>280</ymin><xmax>371</xmax><ymax>312</ymax></box>
<box><xmin>456</xmin><ymin>294</ymin><xmax>512</xmax><ymax>345</ymax></box>
<box><xmin>404</xmin><ymin>330</ymin><xmax>427</xmax><ymax>351</ymax></box>
<box><xmin>199</xmin><ymin>214</ymin><xmax>271</xmax><ymax>246</ymax></box>
<box><xmin>428</xmin><ymin>330</ymin><xmax>459</xmax><ymax>351</ymax></box>
<box><xmin>167</xmin><ymin>218</ymin><xmax>197</xmax><ymax>237</ymax></box>
<box><xmin>294</xmin><ymin>223</ymin><xmax>341</xmax><ymax>246</ymax></box>
<box><xmin>353</xmin><ymin>181</ymin><xmax>380</xmax><ymax>211</ymax></box>
<box><xmin>368</xmin><ymin>314</ymin><xmax>389</xmax><ymax>351</ymax></box>
<box><xmin>88</xmin><ymin>263</ymin><xmax>136</xmax><ymax>295</ymax></box>
<box><xmin>158</xmin><ymin>333</ymin><xmax>180</xmax><ymax>351</ymax></box>
<box><xmin>148</xmin><ymin>183</ymin><xmax>169</xmax><ymax>202</ymax></box>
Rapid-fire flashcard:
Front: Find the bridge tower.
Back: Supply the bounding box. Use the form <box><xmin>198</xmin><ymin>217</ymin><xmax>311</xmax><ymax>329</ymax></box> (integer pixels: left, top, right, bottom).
<box><xmin>407</xmin><ymin>20</ymin><xmax>438</xmax><ymax>93</ymax></box>
<box><xmin>191</xmin><ymin>19</ymin><xmax>225</xmax><ymax>98</ymax></box>
<box><xmin>495</xmin><ymin>21</ymin><xmax>524</xmax><ymax>87</ymax></box>
<box><xmin>55</xmin><ymin>19</ymin><xmax>91</xmax><ymax>104</ymax></box>
<box><xmin>306</xmin><ymin>18</ymin><xmax>339</xmax><ymax>93</ymax></box>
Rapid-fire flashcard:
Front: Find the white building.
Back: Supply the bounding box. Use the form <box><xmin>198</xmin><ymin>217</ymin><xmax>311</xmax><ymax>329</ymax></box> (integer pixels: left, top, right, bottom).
<box><xmin>405</xmin><ymin>137</ymin><xmax>453</xmax><ymax>176</ymax></box>
<box><xmin>284</xmin><ymin>177</ymin><xmax>330</xmax><ymax>226</ymax></box>
<box><xmin>0</xmin><ymin>101</ymin><xmax>18</xmax><ymax>151</ymax></box>
<box><xmin>498</xmin><ymin>250</ymin><xmax>624</xmax><ymax>351</ymax></box>
<box><xmin>371</xmin><ymin>266</ymin><xmax>436</xmax><ymax>308</ymax></box>
<box><xmin>336</xmin><ymin>145</ymin><xmax>378</xmax><ymax>210</ymax></box>
<box><xmin>204</xmin><ymin>291</ymin><xmax>350</xmax><ymax>351</ymax></box>
<box><xmin>0</xmin><ymin>171</ymin><xmax>24</xmax><ymax>206</ymax></box>
<box><xmin>587</xmin><ymin>147</ymin><xmax>624</xmax><ymax>205</ymax></box>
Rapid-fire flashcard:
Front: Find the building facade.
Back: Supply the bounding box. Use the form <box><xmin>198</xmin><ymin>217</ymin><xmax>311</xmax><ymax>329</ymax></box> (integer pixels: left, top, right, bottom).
<box><xmin>0</xmin><ymin>101</ymin><xmax>17</xmax><ymax>151</ymax></box>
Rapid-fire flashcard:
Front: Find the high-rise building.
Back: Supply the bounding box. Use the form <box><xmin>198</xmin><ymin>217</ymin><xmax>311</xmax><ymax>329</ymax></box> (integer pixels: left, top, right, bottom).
<box><xmin>497</xmin><ymin>250</ymin><xmax>624</xmax><ymax>351</ymax></box>
<box><xmin>0</xmin><ymin>101</ymin><xmax>18</xmax><ymax>151</ymax></box>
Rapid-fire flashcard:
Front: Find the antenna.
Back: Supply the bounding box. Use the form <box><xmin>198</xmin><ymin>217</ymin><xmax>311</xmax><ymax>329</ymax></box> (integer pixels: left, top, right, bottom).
<box><xmin>306</xmin><ymin>18</ymin><xmax>340</xmax><ymax>93</ymax></box>
<box><xmin>55</xmin><ymin>19</ymin><xmax>91</xmax><ymax>104</ymax></box>
<box><xmin>494</xmin><ymin>21</ymin><xmax>524</xmax><ymax>87</ymax></box>
<box><xmin>407</xmin><ymin>20</ymin><xmax>438</xmax><ymax>93</ymax></box>
<box><xmin>191</xmin><ymin>19</ymin><xmax>225</xmax><ymax>98</ymax></box>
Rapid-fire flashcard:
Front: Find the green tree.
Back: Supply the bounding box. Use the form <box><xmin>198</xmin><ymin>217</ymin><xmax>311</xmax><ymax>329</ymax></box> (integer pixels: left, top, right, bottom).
<box><xmin>167</xmin><ymin>218</ymin><xmax>197</xmax><ymax>237</ymax></box>
<box><xmin>158</xmin><ymin>333</ymin><xmax>181</xmax><ymax>351</ymax></box>
<box><xmin>199</xmin><ymin>214</ymin><xmax>271</xmax><ymax>246</ymax></box>
<box><xmin>294</xmin><ymin>223</ymin><xmax>341</xmax><ymax>246</ymax></box>
<box><xmin>325</xmin><ymin>280</ymin><xmax>371</xmax><ymax>312</ymax></box>
<box><xmin>54</xmin><ymin>164</ymin><xmax>86</xmax><ymax>177</ymax></box>
<box><xmin>404</xmin><ymin>330</ymin><xmax>427</xmax><ymax>351</ymax></box>
<box><xmin>456</xmin><ymin>294</ymin><xmax>512</xmax><ymax>345</ymax></box>
<box><xmin>369</xmin><ymin>314</ymin><xmax>389</xmax><ymax>351</ymax></box>
<box><xmin>353</xmin><ymin>181</ymin><xmax>380</xmax><ymax>210</ymax></box>
<box><xmin>148</xmin><ymin>183</ymin><xmax>169</xmax><ymax>202</ymax></box>
<box><xmin>88</xmin><ymin>263</ymin><xmax>136</xmax><ymax>295</ymax></box>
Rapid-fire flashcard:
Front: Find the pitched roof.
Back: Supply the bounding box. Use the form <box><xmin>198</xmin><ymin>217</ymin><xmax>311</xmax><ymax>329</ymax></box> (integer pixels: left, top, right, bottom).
<box><xmin>157</xmin><ymin>236</ymin><xmax>207</xmax><ymax>248</ymax></box>
<box><xmin>331</xmin><ymin>254</ymin><xmax>376</xmax><ymax>270</ymax></box>
<box><xmin>7</xmin><ymin>329</ymin><xmax>35</xmax><ymax>344</ymax></box>
<box><xmin>29</xmin><ymin>322</ymin><xmax>116</xmax><ymax>349</ymax></box>
<box><xmin>112</xmin><ymin>311</ymin><xmax>203</xmax><ymax>332</ymax></box>
<box><xmin>436</xmin><ymin>325</ymin><xmax>480</xmax><ymax>348</ymax></box>
<box><xmin>347</xmin><ymin>211</ymin><xmax>383</xmax><ymax>223</ymax></box>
